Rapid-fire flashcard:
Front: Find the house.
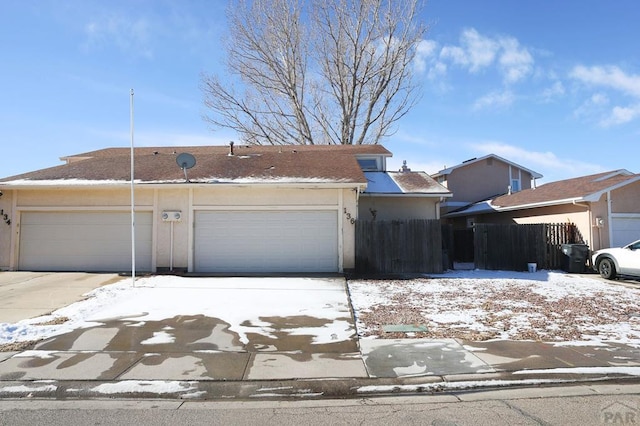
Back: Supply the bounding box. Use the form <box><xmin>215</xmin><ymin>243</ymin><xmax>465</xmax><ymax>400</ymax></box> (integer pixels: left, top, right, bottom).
<box><xmin>358</xmin><ymin>161</ymin><xmax>451</xmax><ymax>221</ymax></box>
<box><xmin>0</xmin><ymin>144</ymin><xmax>450</xmax><ymax>274</ymax></box>
<box><xmin>444</xmin><ymin>169</ymin><xmax>640</xmax><ymax>251</ymax></box>
<box><xmin>432</xmin><ymin>154</ymin><xmax>543</xmax><ymax>217</ymax></box>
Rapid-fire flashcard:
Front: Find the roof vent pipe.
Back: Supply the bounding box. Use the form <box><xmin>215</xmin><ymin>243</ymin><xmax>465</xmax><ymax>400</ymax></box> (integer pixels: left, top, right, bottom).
<box><xmin>228</xmin><ymin>141</ymin><xmax>234</xmax><ymax>156</ymax></box>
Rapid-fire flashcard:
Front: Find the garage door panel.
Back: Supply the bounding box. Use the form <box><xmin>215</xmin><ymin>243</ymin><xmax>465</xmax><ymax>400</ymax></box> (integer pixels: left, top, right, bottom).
<box><xmin>611</xmin><ymin>216</ymin><xmax>640</xmax><ymax>247</ymax></box>
<box><xmin>195</xmin><ymin>210</ymin><xmax>338</xmax><ymax>273</ymax></box>
<box><xmin>19</xmin><ymin>212</ymin><xmax>152</xmax><ymax>272</ymax></box>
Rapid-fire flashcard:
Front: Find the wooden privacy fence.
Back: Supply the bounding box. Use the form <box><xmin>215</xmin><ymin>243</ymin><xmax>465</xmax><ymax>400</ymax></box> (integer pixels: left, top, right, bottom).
<box><xmin>474</xmin><ymin>223</ymin><xmax>583</xmax><ymax>271</ymax></box>
<box><xmin>355</xmin><ymin>219</ymin><xmax>443</xmax><ymax>274</ymax></box>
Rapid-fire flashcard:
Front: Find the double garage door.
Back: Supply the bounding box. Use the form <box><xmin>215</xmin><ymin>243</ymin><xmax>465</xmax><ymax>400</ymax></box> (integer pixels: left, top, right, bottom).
<box><xmin>194</xmin><ymin>210</ymin><xmax>339</xmax><ymax>273</ymax></box>
<box><xmin>18</xmin><ymin>210</ymin><xmax>339</xmax><ymax>273</ymax></box>
<box><xmin>19</xmin><ymin>212</ymin><xmax>153</xmax><ymax>272</ymax></box>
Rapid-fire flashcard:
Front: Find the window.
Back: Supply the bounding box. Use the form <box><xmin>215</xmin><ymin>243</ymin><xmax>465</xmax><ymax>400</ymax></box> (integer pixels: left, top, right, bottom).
<box><xmin>357</xmin><ymin>158</ymin><xmax>380</xmax><ymax>171</ymax></box>
<box><xmin>511</xmin><ymin>178</ymin><xmax>521</xmax><ymax>192</ymax></box>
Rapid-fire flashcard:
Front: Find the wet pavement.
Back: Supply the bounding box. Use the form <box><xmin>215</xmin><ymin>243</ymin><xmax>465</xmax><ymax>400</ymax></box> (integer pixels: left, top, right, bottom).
<box><xmin>1</xmin><ymin>273</ymin><xmax>640</xmax><ymax>399</ymax></box>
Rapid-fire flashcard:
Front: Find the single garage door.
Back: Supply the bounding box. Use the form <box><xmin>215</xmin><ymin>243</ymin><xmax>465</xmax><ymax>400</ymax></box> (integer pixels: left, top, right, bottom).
<box><xmin>611</xmin><ymin>216</ymin><xmax>640</xmax><ymax>247</ymax></box>
<box><xmin>194</xmin><ymin>210</ymin><xmax>339</xmax><ymax>273</ymax></box>
<box><xmin>19</xmin><ymin>211</ymin><xmax>153</xmax><ymax>272</ymax></box>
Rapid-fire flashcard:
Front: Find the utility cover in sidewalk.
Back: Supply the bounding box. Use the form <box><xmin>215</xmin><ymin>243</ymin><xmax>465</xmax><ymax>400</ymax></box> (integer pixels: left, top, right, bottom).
<box><xmin>382</xmin><ymin>324</ymin><xmax>428</xmax><ymax>333</ymax></box>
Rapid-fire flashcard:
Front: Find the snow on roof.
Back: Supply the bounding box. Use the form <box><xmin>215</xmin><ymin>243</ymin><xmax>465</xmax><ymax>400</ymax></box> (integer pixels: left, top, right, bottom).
<box><xmin>364</xmin><ymin>172</ymin><xmax>402</xmax><ymax>193</ymax></box>
<box><xmin>362</xmin><ymin>171</ymin><xmax>451</xmax><ymax>197</ymax></box>
<box><xmin>0</xmin><ymin>176</ymin><xmax>353</xmax><ymax>187</ymax></box>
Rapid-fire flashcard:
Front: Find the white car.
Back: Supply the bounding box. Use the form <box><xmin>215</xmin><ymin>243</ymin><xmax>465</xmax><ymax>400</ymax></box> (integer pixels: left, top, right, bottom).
<box><xmin>591</xmin><ymin>239</ymin><xmax>640</xmax><ymax>280</ymax></box>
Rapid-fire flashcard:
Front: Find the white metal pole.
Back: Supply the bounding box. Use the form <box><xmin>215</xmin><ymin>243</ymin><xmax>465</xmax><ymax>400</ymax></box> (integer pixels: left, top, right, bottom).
<box><xmin>170</xmin><ymin>221</ymin><xmax>174</xmax><ymax>272</ymax></box>
<box><xmin>130</xmin><ymin>89</ymin><xmax>136</xmax><ymax>287</ymax></box>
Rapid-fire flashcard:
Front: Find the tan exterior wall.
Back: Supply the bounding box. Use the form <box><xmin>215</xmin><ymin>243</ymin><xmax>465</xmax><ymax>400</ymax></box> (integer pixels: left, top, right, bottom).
<box><xmin>1</xmin><ymin>185</ymin><xmax>359</xmax><ymax>272</ymax></box>
<box><xmin>15</xmin><ymin>187</ymin><xmax>155</xmax><ymax>207</ymax></box>
<box><xmin>611</xmin><ymin>181</ymin><xmax>640</xmax><ymax>212</ymax></box>
<box><xmin>445</xmin><ymin>159</ymin><xmax>533</xmax><ymax>204</ymax></box>
<box><xmin>589</xmin><ymin>194</ymin><xmax>610</xmax><ymax>250</ymax></box>
<box><xmin>464</xmin><ymin>204</ymin><xmax>597</xmax><ymax>249</ymax></box>
<box><xmin>0</xmin><ymin>190</ymin><xmax>14</xmax><ymax>269</ymax></box>
<box><xmin>358</xmin><ymin>196</ymin><xmax>439</xmax><ymax>221</ymax></box>
<box><xmin>443</xmin><ymin>182</ymin><xmax>640</xmax><ymax>253</ymax></box>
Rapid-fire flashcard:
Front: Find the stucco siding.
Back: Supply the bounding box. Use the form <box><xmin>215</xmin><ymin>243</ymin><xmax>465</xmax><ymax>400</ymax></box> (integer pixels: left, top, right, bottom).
<box><xmin>0</xmin><ymin>190</ymin><xmax>14</xmax><ymax>269</ymax></box>
<box><xmin>475</xmin><ymin>204</ymin><xmax>593</xmax><ymax>248</ymax></box>
<box><xmin>611</xmin><ymin>181</ymin><xmax>640</xmax><ymax>212</ymax></box>
<box><xmin>155</xmin><ymin>188</ymin><xmax>190</xmax><ymax>270</ymax></box>
<box><xmin>358</xmin><ymin>196</ymin><xmax>439</xmax><ymax>221</ymax></box>
<box><xmin>193</xmin><ymin>186</ymin><xmax>339</xmax><ymax>206</ymax></box>
<box><xmin>445</xmin><ymin>159</ymin><xmax>534</xmax><ymax>205</ymax></box>
<box><xmin>341</xmin><ymin>188</ymin><xmax>358</xmax><ymax>270</ymax></box>
<box><xmin>15</xmin><ymin>188</ymin><xmax>154</xmax><ymax>207</ymax></box>
<box><xmin>4</xmin><ymin>185</ymin><xmax>358</xmax><ymax>272</ymax></box>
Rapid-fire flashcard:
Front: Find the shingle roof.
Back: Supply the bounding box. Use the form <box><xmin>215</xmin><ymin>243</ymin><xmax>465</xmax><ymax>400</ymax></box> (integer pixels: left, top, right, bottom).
<box><xmin>492</xmin><ymin>170</ymin><xmax>638</xmax><ymax>208</ymax></box>
<box><xmin>1</xmin><ymin>144</ymin><xmax>392</xmax><ymax>185</ymax></box>
<box><xmin>362</xmin><ymin>171</ymin><xmax>451</xmax><ymax>196</ymax></box>
<box><xmin>444</xmin><ymin>169</ymin><xmax>639</xmax><ymax>217</ymax></box>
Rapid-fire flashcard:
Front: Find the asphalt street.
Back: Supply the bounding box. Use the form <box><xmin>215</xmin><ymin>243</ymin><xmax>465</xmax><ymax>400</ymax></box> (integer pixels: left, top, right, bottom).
<box><xmin>1</xmin><ymin>384</ymin><xmax>639</xmax><ymax>425</ymax></box>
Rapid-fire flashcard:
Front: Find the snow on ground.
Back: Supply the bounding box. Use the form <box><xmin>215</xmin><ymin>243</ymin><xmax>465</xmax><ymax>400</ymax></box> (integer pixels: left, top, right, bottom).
<box><xmin>2</xmin><ymin>271</ymin><xmax>640</xmax><ymax>349</ymax></box>
<box><xmin>348</xmin><ymin>270</ymin><xmax>640</xmax><ymax>345</ymax></box>
<box><xmin>0</xmin><ymin>276</ymin><xmax>353</xmax><ymax>346</ymax></box>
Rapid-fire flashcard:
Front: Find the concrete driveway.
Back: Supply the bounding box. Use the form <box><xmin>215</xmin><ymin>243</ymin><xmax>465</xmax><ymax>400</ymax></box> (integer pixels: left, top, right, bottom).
<box><xmin>0</xmin><ymin>275</ymin><xmax>367</xmax><ymax>382</ymax></box>
<box><xmin>2</xmin><ymin>273</ymin><xmax>640</xmax><ymax>399</ymax></box>
<box><xmin>0</xmin><ymin>272</ymin><xmax>122</xmax><ymax>323</ymax></box>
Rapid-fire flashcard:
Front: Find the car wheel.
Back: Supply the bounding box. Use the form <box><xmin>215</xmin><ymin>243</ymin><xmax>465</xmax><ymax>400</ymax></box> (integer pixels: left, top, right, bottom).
<box><xmin>598</xmin><ymin>258</ymin><xmax>616</xmax><ymax>280</ymax></box>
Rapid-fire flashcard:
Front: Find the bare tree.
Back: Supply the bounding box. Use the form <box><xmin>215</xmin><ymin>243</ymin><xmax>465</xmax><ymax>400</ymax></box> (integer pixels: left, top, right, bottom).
<box><xmin>201</xmin><ymin>0</ymin><xmax>426</xmax><ymax>145</ymax></box>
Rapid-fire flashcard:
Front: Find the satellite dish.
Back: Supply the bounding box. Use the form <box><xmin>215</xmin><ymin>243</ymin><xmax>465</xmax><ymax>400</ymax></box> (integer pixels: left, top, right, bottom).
<box><xmin>176</xmin><ymin>153</ymin><xmax>196</xmax><ymax>182</ymax></box>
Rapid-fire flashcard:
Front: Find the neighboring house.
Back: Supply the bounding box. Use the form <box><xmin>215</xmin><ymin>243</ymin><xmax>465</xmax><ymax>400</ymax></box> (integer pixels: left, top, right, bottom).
<box><xmin>444</xmin><ymin>170</ymin><xmax>640</xmax><ymax>251</ymax></box>
<box><xmin>0</xmin><ymin>144</ymin><xmax>449</xmax><ymax>273</ymax></box>
<box><xmin>359</xmin><ymin>161</ymin><xmax>451</xmax><ymax>221</ymax></box>
<box><xmin>432</xmin><ymin>154</ymin><xmax>543</xmax><ymax>217</ymax></box>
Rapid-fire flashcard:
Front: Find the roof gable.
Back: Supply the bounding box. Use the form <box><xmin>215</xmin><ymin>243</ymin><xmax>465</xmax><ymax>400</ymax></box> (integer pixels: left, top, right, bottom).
<box><xmin>433</xmin><ymin>154</ymin><xmax>543</xmax><ymax>179</ymax></box>
<box><xmin>444</xmin><ymin>169</ymin><xmax>639</xmax><ymax>217</ymax></box>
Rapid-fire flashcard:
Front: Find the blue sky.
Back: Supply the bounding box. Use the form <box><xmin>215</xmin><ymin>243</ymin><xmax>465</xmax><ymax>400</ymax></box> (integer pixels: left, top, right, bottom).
<box><xmin>2</xmin><ymin>1</ymin><xmax>639</xmax><ymax>183</ymax></box>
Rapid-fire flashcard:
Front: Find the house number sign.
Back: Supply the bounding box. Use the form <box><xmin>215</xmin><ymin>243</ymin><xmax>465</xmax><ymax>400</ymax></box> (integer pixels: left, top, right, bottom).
<box><xmin>343</xmin><ymin>208</ymin><xmax>356</xmax><ymax>225</ymax></box>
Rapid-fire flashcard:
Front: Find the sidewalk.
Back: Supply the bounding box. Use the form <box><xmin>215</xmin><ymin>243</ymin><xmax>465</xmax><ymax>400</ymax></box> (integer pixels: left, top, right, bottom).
<box><xmin>1</xmin><ymin>336</ymin><xmax>639</xmax><ymax>400</ymax></box>
<box><xmin>1</xmin><ymin>272</ymin><xmax>639</xmax><ymax>400</ymax></box>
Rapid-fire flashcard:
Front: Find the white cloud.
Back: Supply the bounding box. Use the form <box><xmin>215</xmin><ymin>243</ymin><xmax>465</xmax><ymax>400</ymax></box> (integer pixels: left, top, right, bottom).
<box><xmin>414</xmin><ymin>39</ymin><xmax>438</xmax><ymax>73</ymax></box>
<box><xmin>469</xmin><ymin>142</ymin><xmax>606</xmax><ymax>182</ymax></box>
<box><xmin>441</xmin><ymin>28</ymin><xmax>499</xmax><ymax>72</ymax></box>
<box><xmin>570</xmin><ymin>65</ymin><xmax>640</xmax><ymax>126</ymax></box>
<box><xmin>540</xmin><ymin>81</ymin><xmax>565</xmax><ymax>102</ymax></box>
<box><xmin>428</xmin><ymin>61</ymin><xmax>448</xmax><ymax>80</ymax></box>
<box><xmin>439</xmin><ymin>28</ymin><xmax>533</xmax><ymax>84</ymax></box>
<box><xmin>600</xmin><ymin>104</ymin><xmax>640</xmax><ymax>127</ymax></box>
<box><xmin>590</xmin><ymin>93</ymin><xmax>610</xmax><ymax>105</ymax></box>
<box><xmin>472</xmin><ymin>90</ymin><xmax>514</xmax><ymax>110</ymax></box>
<box><xmin>498</xmin><ymin>37</ymin><xmax>533</xmax><ymax>83</ymax></box>
<box><xmin>570</xmin><ymin>65</ymin><xmax>640</xmax><ymax>98</ymax></box>
<box><xmin>572</xmin><ymin>92</ymin><xmax>609</xmax><ymax>121</ymax></box>
<box><xmin>83</xmin><ymin>14</ymin><xmax>153</xmax><ymax>57</ymax></box>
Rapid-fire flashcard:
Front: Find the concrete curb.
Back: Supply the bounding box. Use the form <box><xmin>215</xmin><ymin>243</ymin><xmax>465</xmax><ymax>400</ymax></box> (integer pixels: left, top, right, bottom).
<box><xmin>1</xmin><ymin>373</ymin><xmax>639</xmax><ymax>401</ymax></box>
